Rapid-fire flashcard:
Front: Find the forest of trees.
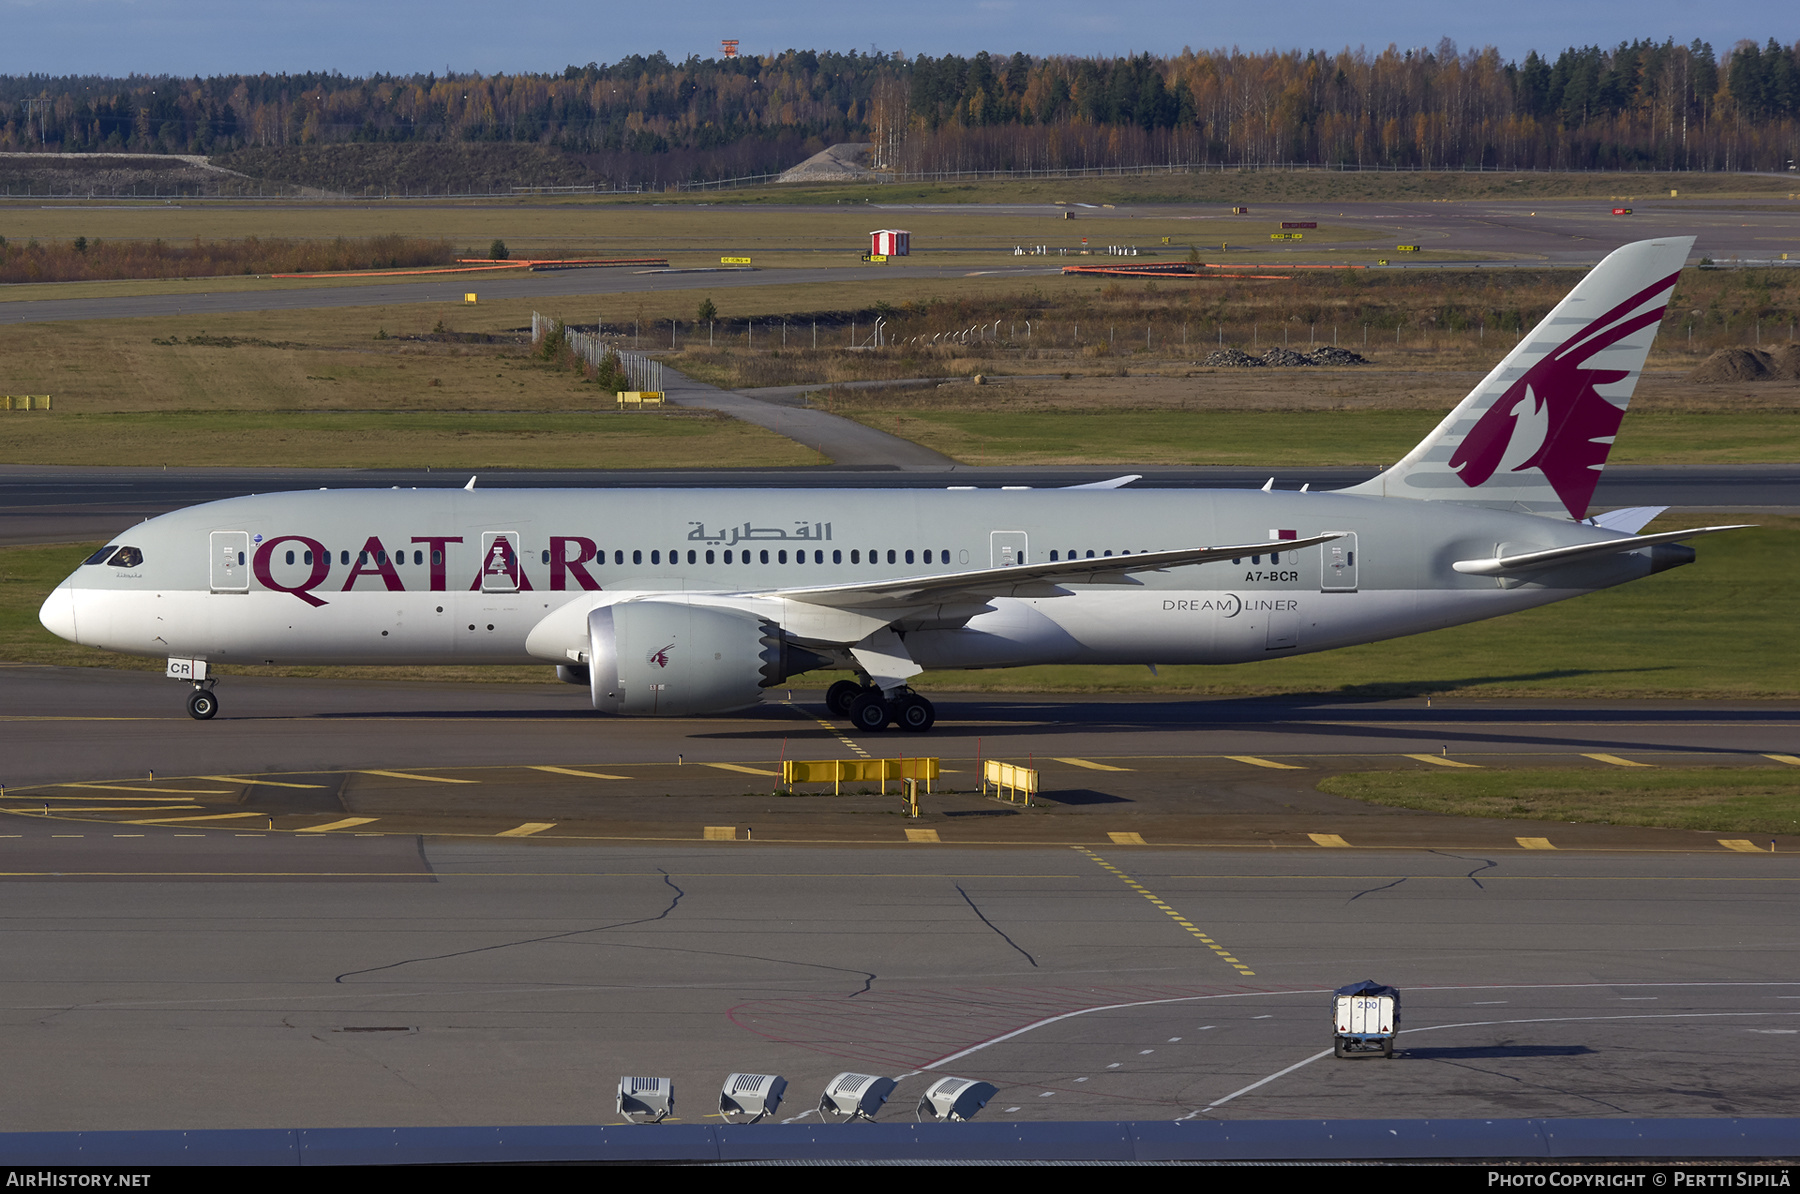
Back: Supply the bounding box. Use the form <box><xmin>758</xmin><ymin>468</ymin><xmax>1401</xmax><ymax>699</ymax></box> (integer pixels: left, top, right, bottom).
<box><xmin>0</xmin><ymin>38</ymin><xmax>1795</xmax><ymax>187</ymax></box>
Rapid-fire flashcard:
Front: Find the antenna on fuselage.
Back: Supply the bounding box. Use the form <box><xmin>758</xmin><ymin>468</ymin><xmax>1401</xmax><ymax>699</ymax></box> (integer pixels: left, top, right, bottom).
<box><xmin>465</xmin><ymin>476</ymin><xmax>478</xmax><ymax>491</ymax></box>
<box><xmin>1261</xmin><ymin>477</ymin><xmax>1274</xmax><ymax>492</ymax></box>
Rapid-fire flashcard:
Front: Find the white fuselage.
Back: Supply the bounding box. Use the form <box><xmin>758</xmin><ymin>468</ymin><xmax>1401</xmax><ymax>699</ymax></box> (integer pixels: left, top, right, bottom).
<box><xmin>41</xmin><ymin>485</ymin><xmax>1665</xmax><ymax>680</ymax></box>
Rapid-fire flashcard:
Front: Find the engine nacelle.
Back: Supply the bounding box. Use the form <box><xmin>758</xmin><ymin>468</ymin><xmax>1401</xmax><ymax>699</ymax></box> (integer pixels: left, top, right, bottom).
<box><xmin>587</xmin><ymin>600</ymin><xmax>826</xmax><ymax>716</ymax></box>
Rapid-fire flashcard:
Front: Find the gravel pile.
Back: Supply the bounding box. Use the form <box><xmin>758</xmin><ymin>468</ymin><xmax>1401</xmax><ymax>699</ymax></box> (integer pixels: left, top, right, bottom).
<box><xmin>1199</xmin><ymin>346</ymin><xmax>1369</xmax><ymax>367</ymax></box>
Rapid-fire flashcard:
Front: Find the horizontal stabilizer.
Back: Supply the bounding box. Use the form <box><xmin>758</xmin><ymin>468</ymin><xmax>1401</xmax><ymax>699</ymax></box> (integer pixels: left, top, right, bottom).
<box><xmin>1588</xmin><ymin>505</ymin><xmax>1668</xmax><ymax>534</ymax></box>
<box><xmin>766</xmin><ymin>534</ymin><xmax>1342</xmax><ymax>611</ymax></box>
<box><xmin>1452</xmin><ymin>525</ymin><xmax>1750</xmax><ymax>576</ymax></box>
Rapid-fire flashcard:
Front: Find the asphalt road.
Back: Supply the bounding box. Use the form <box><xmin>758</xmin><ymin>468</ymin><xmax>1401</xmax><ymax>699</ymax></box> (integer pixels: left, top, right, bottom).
<box><xmin>3</xmin><ymin>463</ymin><xmax>1794</xmax><ymax>548</ymax></box>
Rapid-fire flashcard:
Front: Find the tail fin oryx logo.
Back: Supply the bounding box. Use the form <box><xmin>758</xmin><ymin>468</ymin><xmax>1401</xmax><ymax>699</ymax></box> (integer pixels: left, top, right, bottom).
<box><xmin>648</xmin><ymin>643</ymin><xmax>674</xmax><ymax>668</ymax></box>
<box><xmin>1449</xmin><ymin>269</ymin><xmax>1682</xmax><ymax>519</ymax></box>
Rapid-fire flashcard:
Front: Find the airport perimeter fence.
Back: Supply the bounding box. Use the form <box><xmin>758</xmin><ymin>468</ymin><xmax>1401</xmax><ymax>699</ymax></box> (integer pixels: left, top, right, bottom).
<box><xmin>531</xmin><ymin>312</ymin><xmax>662</xmax><ymax>393</ymax></box>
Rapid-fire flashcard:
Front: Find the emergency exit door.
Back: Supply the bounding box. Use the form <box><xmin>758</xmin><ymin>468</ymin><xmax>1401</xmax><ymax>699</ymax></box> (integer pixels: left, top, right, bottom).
<box><xmin>210</xmin><ymin>531</ymin><xmax>250</xmax><ymax>592</ymax></box>
<box><xmin>1321</xmin><ymin>532</ymin><xmax>1358</xmax><ymax>592</ymax></box>
<box><xmin>990</xmin><ymin>531</ymin><xmax>1029</xmax><ymax>568</ymax></box>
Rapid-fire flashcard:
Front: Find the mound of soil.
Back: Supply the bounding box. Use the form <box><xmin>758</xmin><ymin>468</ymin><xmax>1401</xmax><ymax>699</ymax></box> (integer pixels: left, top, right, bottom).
<box><xmin>1202</xmin><ymin>348</ymin><xmax>1263</xmax><ymax>367</ymax></box>
<box><xmin>1686</xmin><ymin>346</ymin><xmax>1797</xmax><ymax>383</ymax></box>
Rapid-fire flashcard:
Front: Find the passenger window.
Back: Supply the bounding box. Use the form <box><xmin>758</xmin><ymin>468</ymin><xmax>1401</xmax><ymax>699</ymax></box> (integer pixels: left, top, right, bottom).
<box><xmin>905</xmin><ymin>549</ymin><xmax>915</xmax><ymax>564</ymax></box>
<box><xmin>615</xmin><ymin>550</ymin><xmax>625</xmax><ymax>565</ymax></box>
<box><xmin>887</xmin><ymin>549</ymin><xmax>896</xmax><ymax>564</ymax></box>
<box><xmin>107</xmin><ymin>546</ymin><xmax>144</xmax><ymax>568</ymax></box>
<box><xmin>304</xmin><ymin>551</ymin><xmax>313</xmax><ymax>565</ymax></box>
<box><xmin>1049</xmin><ymin>550</ymin><xmax>1058</xmax><ymax>561</ymax></box>
<box><xmin>833</xmin><ymin>550</ymin><xmax>842</xmax><ymax>564</ymax></box>
<box><xmin>633</xmin><ymin>550</ymin><xmax>642</xmax><ymax>565</ymax></box>
<box><xmin>651</xmin><ymin>550</ymin><xmax>660</xmax><ymax>565</ymax></box>
<box><xmin>705</xmin><ymin>550</ymin><xmax>715</xmax><ymax>564</ymax></box>
<box><xmin>414</xmin><ymin>550</ymin><xmax>423</xmax><ymax>566</ymax></box>
<box><xmin>432</xmin><ymin>550</ymin><xmax>442</xmax><ymax>565</ymax></box>
<box><xmin>285</xmin><ymin>550</ymin><xmax>295</xmax><ymax>566</ymax></box>
<box><xmin>778</xmin><ymin>550</ymin><xmax>788</xmax><ymax>564</ymax></box>
<box><xmin>237</xmin><ymin>551</ymin><xmax>245</xmax><ymax>566</ymax></box>
<box><xmin>924</xmin><ymin>549</ymin><xmax>933</xmax><ymax>564</ymax></box>
<box><xmin>851</xmin><ymin>549</ymin><xmax>860</xmax><ymax>564</ymax></box>
<box><xmin>1271</xmin><ymin>551</ymin><xmax>1280</xmax><ymax>564</ymax></box>
<box><xmin>541</xmin><ymin>549</ymin><xmax>550</xmax><ymax>565</ymax></box>
<box><xmin>83</xmin><ymin>546</ymin><xmax>117</xmax><ymax>565</ymax></box>
<box><xmin>760</xmin><ymin>549</ymin><xmax>769</xmax><ymax>564</ymax></box>
<box><xmin>687</xmin><ymin>549</ymin><xmax>697</xmax><ymax>564</ymax></box>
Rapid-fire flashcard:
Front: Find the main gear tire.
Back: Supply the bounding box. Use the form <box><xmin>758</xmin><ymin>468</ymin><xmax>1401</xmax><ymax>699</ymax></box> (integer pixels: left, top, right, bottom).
<box><xmin>893</xmin><ymin>694</ymin><xmax>936</xmax><ymax>732</ymax></box>
<box><xmin>848</xmin><ymin>692</ymin><xmax>890</xmax><ymax>732</ymax></box>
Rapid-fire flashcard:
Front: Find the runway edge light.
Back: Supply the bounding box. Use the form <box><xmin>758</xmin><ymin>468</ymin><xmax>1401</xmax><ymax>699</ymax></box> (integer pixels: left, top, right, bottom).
<box><xmin>916</xmin><ymin>1076</ymin><xmax>999</xmax><ymax>1122</ymax></box>
<box><xmin>617</xmin><ymin>1076</ymin><xmax>674</xmax><ymax>1122</ymax></box>
<box><xmin>720</xmin><ymin>1073</ymin><xmax>786</xmax><ymax>1123</ymax></box>
<box><xmin>819</xmin><ymin>1072</ymin><xmax>897</xmax><ymax>1121</ymax></box>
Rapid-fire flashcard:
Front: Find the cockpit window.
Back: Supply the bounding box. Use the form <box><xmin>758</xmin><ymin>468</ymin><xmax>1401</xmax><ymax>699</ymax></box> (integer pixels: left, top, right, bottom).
<box><xmin>105</xmin><ymin>546</ymin><xmax>144</xmax><ymax>568</ymax></box>
<box><xmin>83</xmin><ymin>546</ymin><xmax>118</xmax><ymax>565</ymax></box>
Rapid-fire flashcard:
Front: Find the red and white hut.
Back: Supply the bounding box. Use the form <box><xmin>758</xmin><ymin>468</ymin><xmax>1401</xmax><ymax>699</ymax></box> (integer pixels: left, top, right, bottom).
<box><xmin>869</xmin><ymin>229</ymin><xmax>911</xmax><ymax>257</ymax></box>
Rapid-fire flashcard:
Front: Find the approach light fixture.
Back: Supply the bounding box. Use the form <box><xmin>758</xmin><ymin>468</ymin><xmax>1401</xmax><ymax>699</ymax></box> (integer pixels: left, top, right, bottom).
<box><xmin>719</xmin><ymin>1073</ymin><xmax>787</xmax><ymax>1123</ymax></box>
<box><xmin>616</xmin><ymin>1076</ymin><xmax>674</xmax><ymax>1122</ymax></box>
<box><xmin>915</xmin><ymin>1076</ymin><xmax>999</xmax><ymax>1122</ymax></box>
<box><xmin>818</xmin><ymin>1072</ymin><xmax>897</xmax><ymax>1121</ymax></box>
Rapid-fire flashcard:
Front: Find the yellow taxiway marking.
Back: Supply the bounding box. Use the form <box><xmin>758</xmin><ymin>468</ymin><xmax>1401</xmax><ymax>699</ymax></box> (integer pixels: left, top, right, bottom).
<box><xmin>1405</xmin><ymin>754</ymin><xmax>1482</xmax><ymax>768</ymax></box>
<box><xmin>298</xmin><ymin>818</ymin><xmax>380</xmax><ymax>833</ymax></box>
<box><xmin>124</xmin><ymin>812</ymin><xmax>269</xmax><ymax>825</ymax></box>
<box><xmin>498</xmin><ymin>822</ymin><xmax>556</xmax><ymax>838</ymax></box>
<box><xmin>202</xmin><ymin>776</ymin><xmax>328</xmax><ymax>789</ymax></box>
<box><xmin>703</xmin><ymin>826</ymin><xmax>737</xmax><ymax>841</ymax></box>
<box><xmin>13</xmin><ymin>792</ymin><xmax>205</xmax><ymax>803</ymax></box>
<box><xmin>23</xmin><ymin>806</ymin><xmax>203</xmax><ymax>814</ymax></box>
<box><xmin>358</xmin><ymin>770</ymin><xmax>478</xmax><ymax>784</ymax></box>
<box><xmin>1766</xmin><ymin>755</ymin><xmax>1800</xmax><ymax>766</ymax></box>
<box><xmin>1076</xmin><ymin>847</ymin><xmax>1254</xmax><ymax>977</ymax></box>
<box><xmin>1058</xmin><ymin>758</ymin><xmax>1133</xmax><ymax>772</ymax></box>
<box><xmin>1308</xmin><ymin>834</ymin><xmax>1352</xmax><ymax>848</ymax></box>
<box><xmin>1583</xmin><ymin>754</ymin><xmax>1653</xmax><ymax>768</ymax></box>
<box><xmin>704</xmin><ymin>763</ymin><xmax>780</xmax><ymax>777</ymax></box>
<box><xmin>530</xmin><ymin>765</ymin><xmax>630</xmax><ymax>780</ymax></box>
<box><xmin>1108</xmin><ymin>831</ymin><xmax>1148</xmax><ymax>845</ymax></box>
<box><xmin>1516</xmin><ymin>837</ymin><xmax>1557</xmax><ymax>850</ymax></box>
<box><xmin>62</xmin><ymin>783</ymin><xmax>234</xmax><ymax>795</ymax></box>
<box><xmin>905</xmin><ymin>828</ymin><xmax>941</xmax><ymax>843</ymax></box>
<box><xmin>1227</xmin><ymin>756</ymin><xmax>1304</xmax><ymax>770</ymax></box>
<box><xmin>1719</xmin><ymin>839</ymin><xmax>1769</xmax><ymax>853</ymax></box>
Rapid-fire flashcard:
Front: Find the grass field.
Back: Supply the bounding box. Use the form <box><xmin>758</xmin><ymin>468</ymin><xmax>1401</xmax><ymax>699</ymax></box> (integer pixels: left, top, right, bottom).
<box><xmin>1318</xmin><ymin>768</ymin><xmax>1800</xmax><ymax>836</ymax></box>
<box><xmin>5</xmin><ymin>514</ymin><xmax>1794</xmax><ymax>698</ymax></box>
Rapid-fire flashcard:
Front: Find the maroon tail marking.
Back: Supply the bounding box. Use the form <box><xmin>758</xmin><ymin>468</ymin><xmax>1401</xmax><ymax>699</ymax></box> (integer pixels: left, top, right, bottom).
<box><xmin>1450</xmin><ymin>270</ymin><xmax>1679</xmax><ymax>519</ymax></box>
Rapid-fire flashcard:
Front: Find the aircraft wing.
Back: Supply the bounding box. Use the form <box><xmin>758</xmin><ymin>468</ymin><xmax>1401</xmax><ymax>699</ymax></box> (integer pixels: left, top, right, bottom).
<box><xmin>1452</xmin><ymin>525</ymin><xmax>1751</xmax><ymax>575</ymax></box>
<box><xmin>760</xmin><ymin>533</ymin><xmax>1343</xmax><ymax>611</ymax></box>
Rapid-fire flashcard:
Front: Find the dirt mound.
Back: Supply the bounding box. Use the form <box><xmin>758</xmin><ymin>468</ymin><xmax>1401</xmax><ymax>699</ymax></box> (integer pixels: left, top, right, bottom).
<box><xmin>1689</xmin><ymin>347</ymin><xmax>1773</xmax><ymax>382</ymax></box>
<box><xmin>1202</xmin><ymin>348</ymin><xmax>1263</xmax><ymax>367</ymax></box>
<box><xmin>1201</xmin><ymin>346</ymin><xmax>1368</xmax><ymax>368</ymax></box>
<box><xmin>1303</xmin><ymin>345</ymin><xmax>1368</xmax><ymax>366</ymax></box>
<box><xmin>1768</xmin><ymin>344</ymin><xmax>1800</xmax><ymax>380</ymax></box>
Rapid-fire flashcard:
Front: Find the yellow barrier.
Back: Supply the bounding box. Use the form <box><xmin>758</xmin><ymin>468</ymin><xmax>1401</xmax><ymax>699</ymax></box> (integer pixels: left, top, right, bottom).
<box><xmin>4</xmin><ymin>396</ymin><xmax>52</xmax><ymax>410</ymax></box>
<box><xmin>982</xmin><ymin>759</ymin><xmax>1038</xmax><ymax>806</ymax></box>
<box><xmin>616</xmin><ymin>391</ymin><xmax>666</xmax><ymax>408</ymax></box>
<box><xmin>782</xmin><ymin>757</ymin><xmax>939</xmax><ymax>795</ymax></box>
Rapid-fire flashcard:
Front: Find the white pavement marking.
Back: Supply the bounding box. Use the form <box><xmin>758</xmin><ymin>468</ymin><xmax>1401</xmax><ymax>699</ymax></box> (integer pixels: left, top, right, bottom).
<box><xmin>1207</xmin><ymin>1010</ymin><xmax>1800</xmax><ymax>1110</ymax></box>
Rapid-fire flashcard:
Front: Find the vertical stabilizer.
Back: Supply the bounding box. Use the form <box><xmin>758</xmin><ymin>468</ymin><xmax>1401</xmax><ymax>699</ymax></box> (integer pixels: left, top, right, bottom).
<box><xmin>1341</xmin><ymin>237</ymin><xmax>1694</xmax><ymax>519</ymax></box>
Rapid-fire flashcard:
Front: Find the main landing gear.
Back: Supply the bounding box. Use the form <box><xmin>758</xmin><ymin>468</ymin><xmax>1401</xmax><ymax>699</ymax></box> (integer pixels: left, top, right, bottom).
<box><xmin>825</xmin><ymin>679</ymin><xmax>935</xmax><ymax>733</ymax></box>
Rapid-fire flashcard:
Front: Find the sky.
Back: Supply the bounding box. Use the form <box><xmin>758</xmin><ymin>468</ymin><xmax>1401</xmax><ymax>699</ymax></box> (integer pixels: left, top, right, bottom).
<box><xmin>0</xmin><ymin>0</ymin><xmax>1790</xmax><ymax>78</ymax></box>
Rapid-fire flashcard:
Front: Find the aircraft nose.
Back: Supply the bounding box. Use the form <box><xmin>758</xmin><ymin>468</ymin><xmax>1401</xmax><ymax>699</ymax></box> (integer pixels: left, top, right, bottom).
<box><xmin>39</xmin><ymin>584</ymin><xmax>78</xmax><ymax>643</ymax></box>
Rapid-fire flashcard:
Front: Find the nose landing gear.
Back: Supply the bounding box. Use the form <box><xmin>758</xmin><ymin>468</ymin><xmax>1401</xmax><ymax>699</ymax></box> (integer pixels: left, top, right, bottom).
<box><xmin>186</xmin><ymin>686</ymin><xmax>219</xmax><ymax>720</ymax></box>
